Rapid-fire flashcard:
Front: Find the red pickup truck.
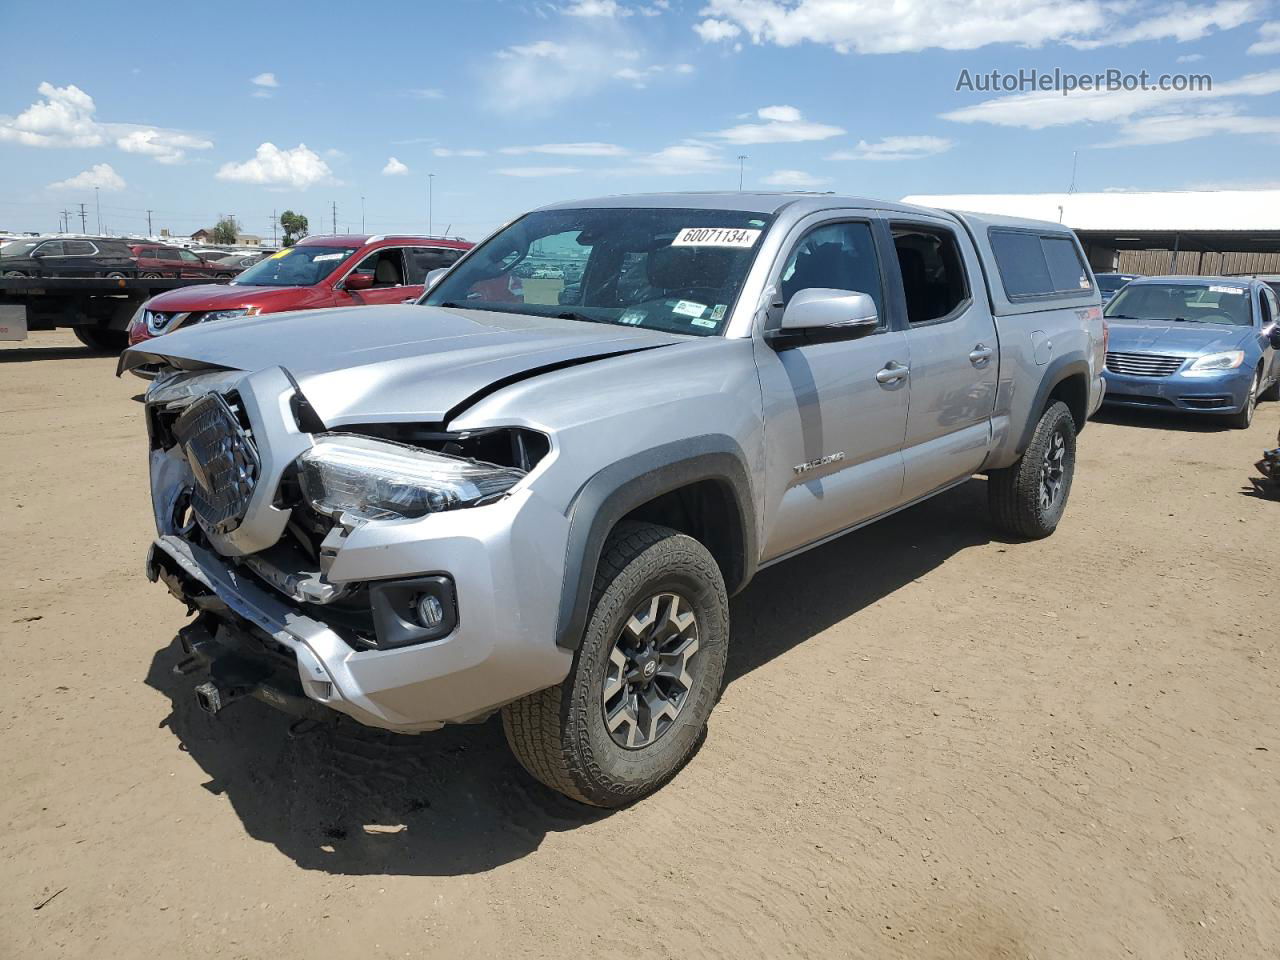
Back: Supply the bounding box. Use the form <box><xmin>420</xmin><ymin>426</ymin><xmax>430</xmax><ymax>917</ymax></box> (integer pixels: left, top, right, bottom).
<box><xmin>128</xmin><ymin>233</ymin><xmax>471</xmax><ymax>344</ymax></box>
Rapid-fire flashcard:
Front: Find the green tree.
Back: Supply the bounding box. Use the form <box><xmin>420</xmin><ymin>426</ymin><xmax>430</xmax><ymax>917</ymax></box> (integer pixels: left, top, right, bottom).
<box><xmin>280</xmin><ymin>210</ymin><xmax>309</xmax><ymax>247</ymax></box>
<box><xmin>210</xmin><ymin>217</ymin><xmax>238</xmax><ymax>245</ymax></box>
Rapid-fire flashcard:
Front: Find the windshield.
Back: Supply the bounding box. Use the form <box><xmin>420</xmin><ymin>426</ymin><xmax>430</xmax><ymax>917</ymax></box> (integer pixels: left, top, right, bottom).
<box><xmin>1096</xmin><ymin>274</ymin><xmax>1132</xmax><ymax>294</ymax></box>
<box><xmin>232</xmin><ymin>245</ymin><xmax>356</xmax><ymax>287</ymax></box>
<box><xmin>1105</xmin><ymin>282</ymin><xmax>1253</xmax><ymax>326</ymax></box>
<box><xmin>423</xmin><ymin>207</ymin><xmax>773</xmax><ymax>336</ymax></box>
<box><xmin>1</xmin><ymin>240</ymin><xmax>40</xmax><ymax>258</ymax></box>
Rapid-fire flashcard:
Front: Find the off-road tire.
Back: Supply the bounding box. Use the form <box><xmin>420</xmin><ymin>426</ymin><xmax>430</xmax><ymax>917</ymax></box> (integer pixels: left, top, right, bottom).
<box><xmin>74</xmin><ymin>324</ymin><xmax>128</xmax><ymax>353</ymax></box>
<box><xmin>502</xmin><ymin>522</ymin><xmax>729</xmax><ymax>807</ymax></box>
<box><xmin>988</xmin><ymin>400</ymin><xmax>1077</xmax><ymax>539</ymax></box>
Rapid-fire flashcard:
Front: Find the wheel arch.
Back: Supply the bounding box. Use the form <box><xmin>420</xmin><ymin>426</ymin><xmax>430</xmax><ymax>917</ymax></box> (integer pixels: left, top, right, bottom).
<box><xmin>1016</xmin><ymin>357</ymin><xmax>1091</xmax><ymax>455</ymax></box>
<box><xmin>555</xmin><ymin>435</ymin><xmax>757</xmax><ymax>650</ymax></box>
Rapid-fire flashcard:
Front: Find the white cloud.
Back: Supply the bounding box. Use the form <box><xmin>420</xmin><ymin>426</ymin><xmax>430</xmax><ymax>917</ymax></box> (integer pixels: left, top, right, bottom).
<box><xmin>1250</xmin><ymin>22</ymin><xmax>1280</xmax><ymax>54</ymax></box>
<box><xmin>433</xmin><ymin>147</ymin><xmax>488</xmax><ymax>157</ymax></box>
<box><xmin>762</xmin><ymin>169</ymin><xmax>829</xmax><ymax>188</ymax></box>
<box><xmin>500</xmin><ymin>141</ymin><xmax>628</xmax><ymax>156</ymax></box>
<box><xmin>712</xmin><ymin>105</ymin><xmax>844</xmax><ymax>144</ymax></box>
<box><xmin>116</xmin><ymin>127</ymin><xmax>212</xmax><ymax>164</ymax></box>
<box><xmin>694</xmin><ymin>18</ymin><xmax>741</xmax><ymax>42</ymax></box>
<box><xmin>485</xmin><ymin>37</ymin><xmax>686</xmax><ymax>111</ymax></box>
<box><xmin>216</xmin><ymin>142</ymin><xmax>335</xmax><ymax>189</ymax></box>
<box><xmin>251</xmin><ymin>72</ymin><xmax>279</xmax><ymax>88</ymax></box>
<box><xmin>1177</xmin><ymin>53</ymin><xmax>1206</xmax><ymax>62</ymax></box>
<box><xmin>564</xmin><ymin>0</ymin><xmax>630</xmax><ymax>17</ymax></box>
<box><xmin>693</xmin><ymin>0</ymin><xmax>1262</xmax><ymax>54</ymax></box>
<box><xmin>48</xmin><ymin>163</ymin><xmax>125</xmax><ymax>192</ymax></box>
<box><xmin>632</xmin><ymin>141</ymin><xmax>729</xmax><ymax>175</ymax></box>
<box><xmin>828</xmin><ymin>135</ymin><xmax>953</xmax><ymax>161</ymax></box>
<box><xmin>1098</xmin><ymin>106</ymin><xmax>1280</xmax><ymax>145</ymax></box>
<box><xmin>408</xmin><ymin>87</ymin><xmax>445</xmax><ymax>99</ymax></box>
<box><xmin>0</xmin><ymin>82</ymin><xmax>212</xmax><ymax>163</ymax></box>
<box><xmin>382</xmin><ymin>156</ymin><xmax>409</xmax><ymax>176</ymax></box>
<box><xmin>495</xmin><ymin>165</ymin><xmax>584</xmax><ymax>177</ymax></box>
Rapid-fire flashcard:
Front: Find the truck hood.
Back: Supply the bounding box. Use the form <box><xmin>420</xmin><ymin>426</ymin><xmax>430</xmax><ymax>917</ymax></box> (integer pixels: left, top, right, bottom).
<box><xmin>121</xmin><ymin>304</ymin><xmax>689</xmax><ymax>426</ymax></box>
<box><xmin>142</xmin><ymin>284</ymin><xmax>314</xmax><ymax>312</ymax></box>
<box><xmin>1106</xmin><ymin>321</ymin><xmax>1252</xmax><ymax>356</ymax></box>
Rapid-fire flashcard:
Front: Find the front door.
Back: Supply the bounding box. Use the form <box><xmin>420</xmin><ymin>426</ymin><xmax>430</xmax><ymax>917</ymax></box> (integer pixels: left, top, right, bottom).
<box><xmin>345</xmin><ymin>248</ymin><xmax>421</xmax><ymax>305</ymax></box>
<box><xmin>755</xmin><ymin>216</ymin><xmax>911</xmax><ymax>562</ymax></box>
<box><xmin>889</xmin><ymin>219</ymin><xmax>998</xmax><ymax>503</ymax></box>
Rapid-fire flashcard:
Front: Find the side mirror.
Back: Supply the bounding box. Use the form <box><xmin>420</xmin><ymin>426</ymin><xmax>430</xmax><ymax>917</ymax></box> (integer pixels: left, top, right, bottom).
<box><xmin>1269</xmin><ymin>327</ymin><xmax>1280</xmax><ymax>350</ymax></box>
<box><xmin>424</xmin><ymin>267</ymin><xmax>449</xmax><ymax>289</ymax></box>
<box><xmin>344</xmin><ymin>272</ymin><xmax>375</xmax><ymax>292</ymax></box>
<box><xmin>765</xmin><ymin>288</ymin><xmax>879</xmax><ymax>350</ymax></box>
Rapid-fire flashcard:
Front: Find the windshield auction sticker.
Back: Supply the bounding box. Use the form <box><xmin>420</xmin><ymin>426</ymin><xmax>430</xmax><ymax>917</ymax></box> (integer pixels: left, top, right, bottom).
<box><xmin>672</xmin><ymin>228</ymin><xmax>762</xmax><ymax>248</ymax></box>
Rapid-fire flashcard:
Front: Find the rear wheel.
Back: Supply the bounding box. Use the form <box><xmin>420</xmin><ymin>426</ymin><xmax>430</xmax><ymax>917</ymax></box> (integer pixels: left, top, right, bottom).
<box><xmin>141</xmin><ymin>272</ymin><xmax>163</xmax><ymax>280</ymax></box>
<box><xmin>502</xmin><ymin>522</ymin><xmax>729</xmax><ymax>807</ymax></box>
<box><xmin>988</xmin><ymin>400</ymin><xmax>1077</xmax><ymax>539</ymax></box>
<box><xmin>1227</xmin><ymin>368</ymin><xmax>1262</xmax><ymax>429</ymax></box>
<box><xmin>104</xmin><ymin>271</ymin><xmax>127</xmax><ymax>279</ymax></box>
<box><xmin>73</xmin><ymin>324</ymin><xmax>127</xmax><ymax>353</ymax></box>
<box><xmin>2</xmin><ymin>270</ymin><xmax>28</xmax><ymax>278</ymax></box>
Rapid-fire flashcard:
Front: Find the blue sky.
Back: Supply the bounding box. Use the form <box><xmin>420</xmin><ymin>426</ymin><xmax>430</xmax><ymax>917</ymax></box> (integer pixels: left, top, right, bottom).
<box><xmin>2</xmin><ymin>0</ymin><xmax>1278</xmax><ymax>241</ymax></box>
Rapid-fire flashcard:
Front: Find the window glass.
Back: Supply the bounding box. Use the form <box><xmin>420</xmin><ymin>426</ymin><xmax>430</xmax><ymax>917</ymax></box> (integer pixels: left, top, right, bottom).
<box><xmin>1265</xmin><ymin>288</ymin><xmax>1280</xmax><ymax>323</ymax></box>
<box><xmin>1260</xmin><ymin>288</ymin><xmax>1272</xmax><ymax>326</ymax></box>
<box><xmin>1104</xmin><ymin>282</ymin><xmax>1252</xmax><ymax>326</ymax></box>
<box><xmin>404</xmin><ymin>247</ymin><xmax>462</xmax><ymax>283</ymax></box>
<box><xmin>64</xmin><ymin>240</ymin><xmax>96</xmax><ymax>256</ymax></box>
<box><xmin>35</xmin><ymin>241</ymin><xmax>65</xmax><ymax>257</ymax></box>
<box><xmin>990</xmin><ymin>229</ymin><xmax>1092</xmax><ymax>299</ymax></box>
<box><xmin>179</xmin><ymin>249</ymin><xmax>201</xmax><ymax>262</ymax></box>
<box><xmin>778</xmin><ymin>221</ymin><xmax>883</xmax><ymax>319</ymax></box>
<box><xmin>425</xmin><ymin>207</ymin><xmax>771</xmax><ymax>336</ymax></box>
<box><xmin>158</xmin><ymin>249</ymin><xmax>181</xmax><ymax>261</ymax></box>
<box><xmin>233</xmin><ymin>245</ymin><xmax>358</xmax><ymax>287</ymax></box>
<box><xmin>892</xmin><ymin>225</ymin><xmax>969</xmax><ymax>324</ymax></box>
<box><xmin>1043</xmin><ymin>237</ymin><xmax>1091</xmax><ymax>293</ymax></box>
<box><xmin>353</xmin><ymin>249</ymin><xmax>405</xmax><ymax>286</ymax></box>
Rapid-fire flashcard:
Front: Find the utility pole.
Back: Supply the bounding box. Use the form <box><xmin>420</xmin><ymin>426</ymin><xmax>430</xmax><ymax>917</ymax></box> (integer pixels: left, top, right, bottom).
<box><xmin>272</xmin><ymin>209</ymin><xmax>277</xmax><ymax>246</ymax></box>
<box><xmin>59</xmin><ymin>209</ymin><xmax>73</xmax><ymax>232</ymax></box>
<box><xmin>95</xmin><ymin>186</ymin><xmax>101</xmax><ymax>234</ymax></box>
<box><xmin>146</xmin><ymin>209</ymin><xmax>154</xmax><ymax>236</ymax></box>
<box><xmin>77</xmin><ymin>203</ymin><xmax>88</xmax><ymax>233</ymax></box>
<box><xmin>737</xmin><ymin>155</ymin><xmax>748</xmax><ymax>192</ymax></box>
<box><xmin>331</xmin><ymin>200</ymin><xmax>337</xmax><ymax>234</ymax></box>
<box><xmin>361</xmin><ymin>195</ymin><xmax>366</xmax><ymax>233</ymax></box>
<box><xmin>428</xmin><ymin>174</ymin><xmax>435</xmax><ymax>236</ymax></box>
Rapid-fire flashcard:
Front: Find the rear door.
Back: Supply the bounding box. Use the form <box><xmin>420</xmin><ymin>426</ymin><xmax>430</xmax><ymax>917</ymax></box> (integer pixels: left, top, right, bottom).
<box><xmin>178</xmin><ymin>248</ymin><xmax>212</xmax><ymax>277</ymax></box>
<box><xmin>889</xmin><ymin>217</ymin><xmax>998</xmax><ymax>503</ymax></box>
<box><xmin>754</xmin><ymin>212</ymin><xmax>911</xmax><ymax>562</ymax></box>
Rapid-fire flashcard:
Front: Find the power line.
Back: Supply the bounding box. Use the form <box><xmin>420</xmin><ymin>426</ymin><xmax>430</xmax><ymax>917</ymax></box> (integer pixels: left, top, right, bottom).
<box><xmin>331</xmin><ymin>200</ymin><xmax>337</xmax><ymax>234</ymax></box>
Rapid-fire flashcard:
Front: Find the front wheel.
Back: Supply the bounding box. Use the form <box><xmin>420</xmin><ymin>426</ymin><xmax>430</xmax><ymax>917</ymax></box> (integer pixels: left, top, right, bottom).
<box><xmin>1227</xmin><ymin>368</ymin><xmax>1261</xmax><ymax>429</ymax></box>
<box><xmin>74</xmin><ymin>324</ymin><xmax>127</xmax><ymax>352</ymax></box>
<box><xmin>987</xmin><ymin>400</ymin><xmax>1077</xmax><ymax>539</ymax></box>
<box><xmin>502</xmin><ymin>522</ymin><xmax>729</xmax><ymax>807</ymax></box>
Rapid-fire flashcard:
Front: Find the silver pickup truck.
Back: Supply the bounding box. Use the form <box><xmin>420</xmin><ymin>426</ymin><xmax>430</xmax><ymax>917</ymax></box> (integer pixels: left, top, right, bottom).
<box><xmin>122</xmin><ymin>193</ymin><xmax>1105</xmax><ymax>806</ymax></box>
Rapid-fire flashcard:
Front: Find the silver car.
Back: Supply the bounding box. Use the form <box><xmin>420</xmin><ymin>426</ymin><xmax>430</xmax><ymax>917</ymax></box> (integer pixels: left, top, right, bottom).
<box><xmin>123</xmin><ymin>193</ymin><xmax>1105</xmax><ymax>806</ymax></box>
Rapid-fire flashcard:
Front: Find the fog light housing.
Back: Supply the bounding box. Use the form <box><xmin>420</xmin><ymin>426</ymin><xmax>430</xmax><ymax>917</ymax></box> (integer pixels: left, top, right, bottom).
<box><xmin>368</xmin><ymin>575</ymin><xmax>458</xmax><ymax>648</ymax></box>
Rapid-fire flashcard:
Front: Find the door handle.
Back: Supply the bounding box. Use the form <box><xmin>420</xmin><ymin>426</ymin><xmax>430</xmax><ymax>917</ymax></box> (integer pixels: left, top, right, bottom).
<box><xmin>876</xmin><ymin>362</ymin><xmax>909</xmax><ymax>384</ymax></box>
<box><xmin>969</xmin><ymin>344</ymin><xmax>994</xmax><ymax>365</ymax></box>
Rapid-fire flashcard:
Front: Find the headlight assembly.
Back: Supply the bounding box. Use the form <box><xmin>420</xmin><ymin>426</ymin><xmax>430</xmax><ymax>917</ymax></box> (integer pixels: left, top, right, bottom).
<box><xmin>296</xmin><ymin>434</ymin><xmax>527</xmax><ymax>523</ymax></box>
<box><xmin>1185</xmin><ymin>351</ymin><xmax>1246</xmax><ymax>376</ymax></box>
<box><xmin>201</xmin><ymin>307</ymin><xmax>260</xmax><ymax>323</ymax></box>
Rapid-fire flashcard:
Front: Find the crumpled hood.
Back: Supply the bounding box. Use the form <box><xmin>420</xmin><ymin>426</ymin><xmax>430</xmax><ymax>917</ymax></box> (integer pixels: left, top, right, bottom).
<box><xmin>1106</xmin><ymin>321</ymin><xmax>1252</xmax><ymax>356</ymax></box>
<box><xmin>142</xmin><ymin>284</ymin><xmax>314</xmax><ymax>312</ymax></box>
<box><xmin>121</xmin><ymin>304</ymin><xmax>688</xmax><ymax>425</ymax></box>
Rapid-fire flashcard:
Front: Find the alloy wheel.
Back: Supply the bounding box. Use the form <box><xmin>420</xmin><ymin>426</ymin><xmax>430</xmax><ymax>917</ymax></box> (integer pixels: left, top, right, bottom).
<box><xmin>602</xmin><ymin>592</ymin><xmax>700</xmax><ymax>749</ymax></box>
<box><xmin>1039</xmin><ymin>428</ymin><xmax>1067</xmax><ymax>513</ymax></box>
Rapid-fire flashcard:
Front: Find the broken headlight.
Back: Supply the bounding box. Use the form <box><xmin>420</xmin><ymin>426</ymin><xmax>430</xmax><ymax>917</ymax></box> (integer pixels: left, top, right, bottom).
<box><xmin>296</xmin><ymin>434</ymin><xmax>527</xmax><ymax>523</ymax></box>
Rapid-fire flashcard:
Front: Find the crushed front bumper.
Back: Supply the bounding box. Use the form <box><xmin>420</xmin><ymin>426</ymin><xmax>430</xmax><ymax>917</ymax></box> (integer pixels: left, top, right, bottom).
<box><xmin>148</xmin><ymin>527</ymin><xmax>572</xmax><ymax>733</ymax></box>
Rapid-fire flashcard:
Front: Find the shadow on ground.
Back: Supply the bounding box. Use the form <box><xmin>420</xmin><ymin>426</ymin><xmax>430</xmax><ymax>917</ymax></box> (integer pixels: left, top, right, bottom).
<box><xmin>147</xmin><ymin>477</ymin><xmax>997</xmax><ymax>876</ymax></box>
<box><xmin>0</xmin><ymin>344</ymin><xmax>109</xmax><ymax>363</ymax></box>
<box><xmin>1091</xmin><ymin>405</ymin><xmax>1236</xmax><ymax>433</ymax></box>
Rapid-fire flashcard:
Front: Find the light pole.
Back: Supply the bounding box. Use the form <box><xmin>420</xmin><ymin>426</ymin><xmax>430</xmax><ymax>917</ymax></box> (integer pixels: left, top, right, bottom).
<box><xmin>428</xmin><ymin>174</ymin><xmax>435</xmax><ymax>236</ymax></box>
<box><xmin>361</xmin><ymin>195</ymin><xmax>366</xmax><ymax>233</ymax></box>
<box><xmin>737</xmin><ymin>155</ymin><xmax>748</xmax><ymax>192</ymax></box>
<box><xmin>95</xmin><ymin>186</ymin><xmax>101</xmax><ymax>234</ymax></box>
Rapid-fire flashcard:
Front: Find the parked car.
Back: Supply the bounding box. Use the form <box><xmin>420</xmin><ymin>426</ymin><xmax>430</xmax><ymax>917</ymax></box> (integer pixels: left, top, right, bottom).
<box><xmin>121</xmin><ymin>193</ymin><xmax>1105</xmax><ymax>806</ymax></box>
<box><xmin>1102</xmin><ymin>276</ymin><xmax>1280</xmax><ymax>428</ymax></box>
<box><xmin>130</xmin><ymin>243</ymin><xmax>238</xmax><ymax>280</ymax></box>
<box><xmin>210</xmin><ymin>252</ymin><xmax>268</xmax><ymax>272</ymax></box>
<box><xmin>126</xmin><ymin>234</ymin><xmax>471</xmax><ymax>346</ymax></box>
<box><xmin>1</xmin><ymin>236</ymin><xmax>136</xmax><ymax>278</ymax></box>
<box><xmin>1096</xmin><ymin>272</ymin><xmax>1140</xmax><ymax>304</ymax></box>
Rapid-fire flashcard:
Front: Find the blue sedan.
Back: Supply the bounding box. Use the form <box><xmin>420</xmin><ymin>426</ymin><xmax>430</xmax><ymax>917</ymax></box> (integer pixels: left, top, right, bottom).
<box><xmin>1102</xmin><ymin>276</ymin><xmax>1280</xmax><ymax>429</ymax></box>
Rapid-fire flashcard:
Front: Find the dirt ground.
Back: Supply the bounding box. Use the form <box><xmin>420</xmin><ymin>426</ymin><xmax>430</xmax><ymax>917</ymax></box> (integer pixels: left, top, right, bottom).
<box><xmin>2</xmin><ymin>329</ymin><xmax>1278</xmax><ymax>959</ymax></box>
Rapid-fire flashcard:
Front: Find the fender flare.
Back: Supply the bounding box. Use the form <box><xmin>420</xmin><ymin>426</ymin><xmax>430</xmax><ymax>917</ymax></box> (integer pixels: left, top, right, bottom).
<box><xmin>555</xmin><ymin>435</ymin><xmax>757</xmax><ymax>650</ymax></box>
<box><xmin>1015</xmin><ymin>355</ymin><xmax>1091</xmax><ymax>454</ymax></box>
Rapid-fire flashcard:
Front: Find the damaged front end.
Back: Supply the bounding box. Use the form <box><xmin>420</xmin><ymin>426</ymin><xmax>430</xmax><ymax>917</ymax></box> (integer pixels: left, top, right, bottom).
<box><xmin>141</xmin><ymin>364</ymin><xmax>567</xmax><ymax>732</ymax></box>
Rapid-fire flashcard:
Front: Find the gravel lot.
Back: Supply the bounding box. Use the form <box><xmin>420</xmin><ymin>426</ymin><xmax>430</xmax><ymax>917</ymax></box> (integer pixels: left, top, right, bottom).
<box><xmin>3</xmin><ymin>330</ymin><xmax>1277</xmax><ymax>959</ymax></box>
